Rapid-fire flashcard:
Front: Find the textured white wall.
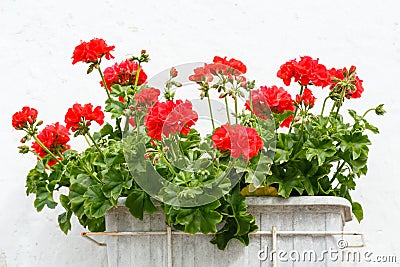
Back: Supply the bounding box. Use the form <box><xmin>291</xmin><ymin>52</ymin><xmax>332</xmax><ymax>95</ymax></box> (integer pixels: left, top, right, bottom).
<box><xmin>1</xmin><ymin>0</ymin><xmax>399</xmax><ymax>266</ymax></box>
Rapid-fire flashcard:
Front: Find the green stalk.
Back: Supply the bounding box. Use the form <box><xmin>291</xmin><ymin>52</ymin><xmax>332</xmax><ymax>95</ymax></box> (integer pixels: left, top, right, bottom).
<box><xmin>224</xmin><ymin>97</ymin><xmax>231</xmax><ymax>124</ymax></box>
<box><xmin>84</xmin><ymin>135</ymin><xmax>92</xmax><ymax>146</ymax></box>
<box><xmin>86</xmin><ymin>132</ymin><xmax>105</xmax><ymax>159</ymax></box>
<box><xmin>330</xmin><ymin>161</ymin><xmax>345</xmax><ymax>183</ymax></box>
<box><xmin>97</xmin><ymin>67</ymin><xmax>112</xmax><ymax>101</ymax></box>
<box><xmin>33</xmin><ymin>136</ymin><xmax>63</xmax><ymax>165</ymax></box>
<box><xmin>234</xmin><ymin>95</ymin><xmax>238</xmax><ymax>125</ymax></box>
<box><xmin>362</xmin><ymin>108</ymin><xmax>375</xmax><ymax>118</ymax></box>
<box><xmin>320</xmin><ymin>96</ymin><xmax>330</xmax><ymax>116</ymax></box>
<box><xmin>207</xmin><ymin>95</ymin><xmax>216</xmax><ymax>130</ymax></box>
<box><xmin>161</xmin><ymin>155</ymin><xmax>178</xmax><ymax>176</ymax></box>
<box><xmin>288</xmin><ymin>85</ymin><xmax>304</xmax><ymax>133</ymax></box>
<box><xmin>334</xmin><ymin>86</ymin><xmax>347</xmax><ymax>119</ymax></box>
<box><xmin>79</xmin><ymin>158</ymin><xmax>103</xmax><ymax>184</ymax></box>
<box><xmin>249</xmin><ymin>90</ymin><xmax>254</xmax><ymax>118</ymax></box>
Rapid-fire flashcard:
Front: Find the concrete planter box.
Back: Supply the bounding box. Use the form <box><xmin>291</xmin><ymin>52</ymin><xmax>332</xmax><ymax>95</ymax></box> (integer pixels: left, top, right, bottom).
<box><xmin>104</xmin><ymin>196</ymin><xmax>352</xmax><ymax>267</ymax></box>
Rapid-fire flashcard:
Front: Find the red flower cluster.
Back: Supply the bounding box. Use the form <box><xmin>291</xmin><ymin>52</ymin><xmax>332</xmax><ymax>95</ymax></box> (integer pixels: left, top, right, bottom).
<box><xmin>134</xmin><ymin>87</ymin><xmax>161</xmax><ymax>107</ymax></box>
<box><xmin>189</xmin><ymin>56</ymin><xmax>247</xmax><ymax>83</ymax></box>
<box><xmin>102</xmin><ymin>59</ymin><xmax>147</xmax><ymax>90</ymax></box>
<box><xmin>32</xmin><ymin>122</ymin><xmax>70</xmax><ymax>165</ymax></box>
<box><xmin>12</xmin><ymin>106</ymin><xmax>38</xmax><ymax>130</ymax></box>
<box><xmin>296</xmin><ymin>88</ymin><xmax>316</xmax><ymax>107</ymax></box>
<box><xmin>277</xmin><ymin>56</ymin><xmax>331</xmax><ymax>87</ymax></box>
<box><xmin>329</xmin><ymin>66</ymin><xmax>364</xmax><ymax>99</ymax></box>
<box><xmin>213</xmin><ymin>56</ymin><xmax>247</xmax><ymax>74</ymax></box>
<box><xmin>144</xmin><ymin>100</ymin><xmax>198</xmax><ymax>140</ymax></box>
<box><xmin>64</xmin><ymin>103</ymin><xmax>104</xmax><ymax>132</ymax></box>
<box><xmin>72</xmin><ymin>38</ymin><xmax>115</xmax><ymax>65</ymax></box>
<box><xmin>246</xmin><ymin>85</ymin><xmax>295</xmax><ymax>127</ymax></box>
<box><xmin>212</xmin><ymin>124</ymin><xmax>263</xmax><ymax>160</ymax></box>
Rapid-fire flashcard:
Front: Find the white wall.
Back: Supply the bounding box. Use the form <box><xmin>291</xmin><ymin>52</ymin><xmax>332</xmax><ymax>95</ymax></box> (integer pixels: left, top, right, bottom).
<box><xmin>1</xmin><ymin>0</ymin><xmax>399</xmax><ymax>266</ymax></box>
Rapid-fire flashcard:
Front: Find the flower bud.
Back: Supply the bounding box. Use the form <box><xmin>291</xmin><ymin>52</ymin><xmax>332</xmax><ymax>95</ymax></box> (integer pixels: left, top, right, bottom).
<box><xmin>18</xmin><ymin>145</ymin><xmax>30</xmax><ymax>154</ymax></box>
<box><xmin>163</xmin><ymin>146</ymin><xmax>169</xmax><ymax>152</ymax></box>
<box><xmin>375</xmin><ymin>104</ymin><xmax>386</xmax><ymax>116</ymax></box>
<box><xmin>144</xmin><ymin>153</ymin><xmax>151</xmax><ymax>159</ymax></box>
<box><xmin>170</xmin><ymin>67</ymin><xmax>178</xmax><ymax>78</ymax></box>
<box><xmin>36</xmin><ymin>120</ymin><xmax>43</xmax><ymax>126</ymax></box>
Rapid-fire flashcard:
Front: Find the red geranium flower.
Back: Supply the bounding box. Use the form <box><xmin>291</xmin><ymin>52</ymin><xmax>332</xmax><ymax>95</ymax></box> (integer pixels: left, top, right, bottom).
<box><xmin>329</xmin><ymin>66</ymin><xmax>364</xmax><ymax>99</ymax></box>
<box><xmin>189</xmin><ymin>64</ymin><xmax>214</xmax><ymax>83</ymax></box>
<box><xmin>102</xmin><ymin>59</ymin><xmax>147</xmax><ymax>90</ymax></box>
<box><xmin>296</xmin><ymin>88</ymin><xmax>316</xmax><ymax>107</ymax></box>
<box><xmin>144</xmin><ymin>100</ymin><xmax>198</xmax><ymax>140</ymax></box>
<box><xmin>213</xmin><ymin>56</ymin><xmax>247</xmax><ymax>74</ymax></box>
<box><xmin>212</xmin><ymin>124</ymin><xmax>263</xmax><ymax>160</ymax></box>
<box><xmin>65</xmin><ymin>103</ymin><xmax>104</xmax><ymax>132</ymax></box>
<box><xmin>277</xmin><ymin>56</ymin><xmax>331</xmax><ymax>87</ymax></box>
<box><xmin>12</xmin><ymin>106</ymin><xmax>38</xmax><ymax>130</ymax></box>
<box><xmin>31</xmin><ymin>122</ymin><xmax>70</xmax><ymax>165</ymax></box>
<box><xmin>134</xmin><ymin>87</ymin><xmax>160</xmax><ymax>107</ymax></box>
<box><xmin>72</xmin><ymin>38</ymin><xmax>115</xmax><ymax>64</ymax></box>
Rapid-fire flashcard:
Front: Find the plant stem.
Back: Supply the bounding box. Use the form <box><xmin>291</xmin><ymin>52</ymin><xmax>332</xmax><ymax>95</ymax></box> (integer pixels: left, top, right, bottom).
<box><xmin>334</xmin><ymin>86</ymin><xmax>347</xmax><ymax>119</ymax></box>
<box><xmin>161</xmin><ymin>155</ymin><xmax>178</xmax><ymax>176</ymax></box>
<box><xmin>330</xmin><ymin>161</ymin><xmax>345</xmax><ymax>183</ymax></box>
<box><xmin>362</xmin><ymin>108</ymin><xmax>375</xmax><ymax>118</ymax></box>
<box><xmin>249</xmin><ymin>90</ymin><xmax>254</xmax><ymax>118</ymax></box>
<box><xmin>207</xmin><ymin>95</ymin><xmax>216</xmax><ymax>130</ymax></box>
<box><xmin>97</xmin><ymin>67</ymin><xmax>111</xmax><ymax>101</ymax></box>
<box><xmin>224</xmin><ymin>97</ymin><xmax>231</xmax><ymax>125</ymax></box>
<box><xmin>86</xmin><ymin>132</ymin><xmax>105</xmax><ymax>159</ymax></box>
<box><xmin>79</xmin><ymin>159</ymin><xmax>103</xmax><ymax>184</ymax></box>
<box><xmin>288</xmin><ymin>85</ymin><xmax>304</xmax><ymax>133</ymax></box>
<box><xmin>32</xmin><ymin>136</ymin><xmax>63</xmax><ymax>165</ymax></box>
<box><xmin>320</xmin><ymin>96</ymin><xmax>330</xmax><ymax>116</ymax></box>
<box><xmin>234</xmin><ymin>95</ymin><xmax>238</xmax><ymax>125</ymax></box>
<box><xmin>84</xmin><ymin>135</ymin><xmax>92</xmax><ymax>146</ymax></box>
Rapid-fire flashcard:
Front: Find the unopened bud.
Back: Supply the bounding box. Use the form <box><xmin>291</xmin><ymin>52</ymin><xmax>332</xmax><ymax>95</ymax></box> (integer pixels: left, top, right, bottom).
<box><xmin>20</xmin><ymin>136</ymin><xmax>27</xmax><ymax>143</ymax></box>
<box><xmin>18</xmin><ymin>145</ymin><xmax>30</xmax><ymax>154</ymax></box>
<box><xmin>375</xmin><ymin>104</ymin><xmax>386</xmax><ymax>116</ymax></box>
<box><xmin>36</xmin><ymin>120</ymin><xmax>43</xmax><ymax>126</ymax></box>
<box><xmin>163</xmin><ymin>146</ymin><xmax>169</xmax><ymax>152</ymax></box>
<box><xmin>170</xmin><ymin>67</ymin><xmax>178</xmax><ymax>78</ymax></box>
<box><xmin>144</xmin><ymin>153</ymin><xmax>151</xmax><ymax>159</ymax></box>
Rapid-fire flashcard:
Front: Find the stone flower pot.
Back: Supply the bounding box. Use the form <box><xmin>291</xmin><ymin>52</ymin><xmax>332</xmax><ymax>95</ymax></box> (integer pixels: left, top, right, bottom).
<box><xmin>104</xmin><ymin>196</ymin><xmax>352</xmax><ymax>267</ymax></box>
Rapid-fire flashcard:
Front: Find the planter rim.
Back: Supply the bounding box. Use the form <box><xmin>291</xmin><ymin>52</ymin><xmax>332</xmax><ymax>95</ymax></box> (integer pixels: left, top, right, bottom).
<box><xmin>116</xmin><ymin>195</ymin><xmax>352</xmax><ymax>222</ymax></box>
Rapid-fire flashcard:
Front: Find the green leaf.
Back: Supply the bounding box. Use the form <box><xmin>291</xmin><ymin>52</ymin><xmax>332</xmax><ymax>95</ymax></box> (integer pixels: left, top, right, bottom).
<box><xmin>69</xmin><ymin>174</ymin><xmax>93</xmax><ymax>217</ymax></box>
<box><xmin>176</xmin><ymin>201</ymin><xmax>222</xmax><ymax>234</ymax></box>
<box><xmin>83</xmin><ymin>184</ymin><xmax>112</xmax><ymax>218</ymax></box>
<box><xmin>304</xmin><ymin>137</ymin><xmax>337</xmax><ymax>166</ymax></box>
<box><xmin>340</xmin><ymin>132</ymin><xmax>371</xmax><ymax>160</ymax></box>
<box><xmin>34</xmin><ymin>188</ymin><xmax>57</xmax><ymax>211</ymax></box>
<box><xmin>102</xmin><ymin>168</ymin><xmax>133</xmax><ymax>200</ymax></box>
<box><xmin>100</xmin><ymin>123</ymin><xmax>114</xmax><ymax>137</ymax></box>
<box><xmin>266</xmin><ymin>164</ymin><xmax>304</xmax><ymax>197</ymax></box>
<box><xmin>87</xmin><ymin>217</ymin><xmax>106</xmax><ymax>232</ymax></box>
<box><xmin>351</xmin><ymin>202</ymin><xmax>363</xmax><ymax>222</ymax></box>
<box><xmin>125</xmin><ymin>189</ymin><xmax>158</xmax><ymax>220</ymax></box>
<box><xmin>58</xmin><ymin>211</ymin><xmax>72</xmax><ymax>234</ymax></box>
<box><xmin>59</xmin><ymin>194</ymin><xmax>70</xmax><ymax>210</ymax></box>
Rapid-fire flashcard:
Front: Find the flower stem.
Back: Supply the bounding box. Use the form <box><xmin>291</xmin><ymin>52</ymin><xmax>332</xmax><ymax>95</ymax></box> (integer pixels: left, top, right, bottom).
<box><xmin>86</xmin><ymin>132</ymin><xmax>105</xmax><ymax>159</ymax></box>
<box><xmin>320</xmin><ymin>96</ymin><xmax>330</xmax><ymax>116</ymax></box>
<box><xmin>97</xmin><ymin>66</ymin><xmax>111</xmax><ymax>101</ymax></box>
<box><xmin>161</xmin><ymin>155</ymin><xmax>178</xmax><ymax>177</ymax></box>
<box><xmin>32</xmin><ymin>136</ymin><xmax>63</xmax><ymax>165</ymax></box>
<box><xmin>207</xmin><ymin>95</ymin><xmax>216</xmax><ymax>130</ymax></box>
<box><xmin>334</xmin><ymin>86</ymin><xmax>347</xmax><ymax>119</ymax></box>
<box><xmin>330</xmin><ymin>161</ymin><xmax>345</xmax><ymax>183</ymax></box>
<box><xmin>234</xmin><ymin>95</ymin><xmax>238</xmax><ymax>125</ymax></box>
<box><xmin>249</xmin><ymin>90</ymin><xmax>254</xmax><ymax>118</ymax></box>
<box><xmin>224</xmin><ymin>97</ymin><xmax>231</xmax><ymax>125</ymax></box>
<box><xmin>84</xmin><ymin>135</ymin><xmax>92</xmax><ymax>146</ymax></box>
<box><xmin>79</xmin><ymin>158</ymin><xmax>103</xmax><ymax>184</ymax></box>
<box><xmin>362</xmin><ymin>108</ymin><xmax>375</xmax><ymax>118</ymax></box>
<box><xmin>288</xmin><ymin>85</ymin><xmax>304</xmax><ymax>133</ymax></box>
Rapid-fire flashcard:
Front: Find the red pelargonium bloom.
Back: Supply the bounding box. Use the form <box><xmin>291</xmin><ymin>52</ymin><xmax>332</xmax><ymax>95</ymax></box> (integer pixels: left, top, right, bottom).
<box><xmin>134</xmin><ymin>87</ymin><xmax>160</xmax><ymax>107</ymax></box>
<box><xmin>102</xmin><ymin>59</ymin><xmax>147</xmax><ymax>89</ymax></box>
<box><xmin>212</xmin><ymin>124</ymin><xmax>263</xmax><ymax>160</ymax></box>
<box><xmin>246</xmin><ymin>85</ymin><xmax>295</xmax><ymax>120</ymax></box>
<box><xmin>189</xmin><ymin>64</ymin><xmax>214</xmax><ymax>83</ymax></box>
<box><xmin>144</xmin><ymin>100</ymin><xmax>198</xmax><ymax>140</ymax></box>
<box><xmin>329</xmin><ymin>66</ymin><xmax>364</xmax><ymax>99</ymax></box>
<box><xmin>296</xmin><ymin>88</ymin><xmax>316</xmax><ymax>107</ymax></box>
<box><xmin>12</xmin><ymin>106</ymin><xmax>38</xmax><ymax>130</ymax></box>
<box><xmin>31</xmin><ymin>122</ymin><xmax>70</xmax><ymax>165</ymax></box>
<box><xmin>277</xmin><ymin>56</ymin><xmax>331</xmax><ymax>87</ymax></box>
<box><xmin>72</xmin><ymin>38</ymin><xmax>115</xmax><ymax>64</ymax></box>
<box><xmin>65</xmin><ymin>103</ymin><xmax>104</xmax><ymax>132</ymax></box>
<box><xmin>213</xmin><ymin>56</ymin><xmax>247</xmax><ymax>74</ymax></box>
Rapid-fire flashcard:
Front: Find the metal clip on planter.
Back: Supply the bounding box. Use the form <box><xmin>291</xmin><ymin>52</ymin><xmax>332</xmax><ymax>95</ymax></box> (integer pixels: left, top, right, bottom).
<box><xmin>81</xmin><ymin>227</ymin><xmax>365</xmax><ymax>267</ymax></box>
